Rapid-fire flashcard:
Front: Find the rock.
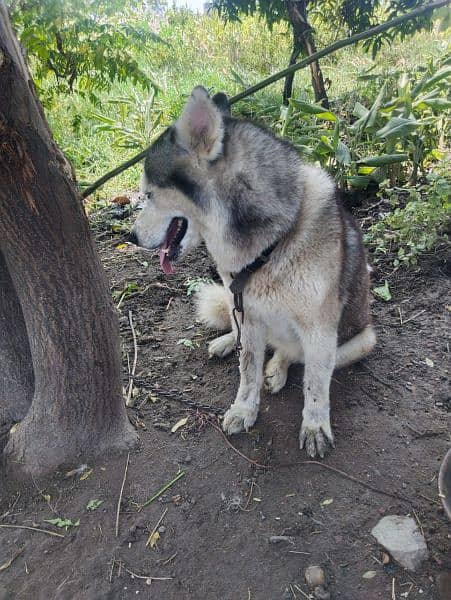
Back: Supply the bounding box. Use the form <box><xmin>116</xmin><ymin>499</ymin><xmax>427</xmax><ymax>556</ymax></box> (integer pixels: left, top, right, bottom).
<box><xmin>268</xmin><ymin>535</ymin><xmax>294</xmax><ymax>544</ymax></box>
<box><xmin>371</xmin><ymin>515</ymin><xmax>428</xmax><ymax>572</ymax></box>
<box><xmin>305</xmin><ymin>566</ymin><xmax>326</xmax><ymax>589</ymax></box>
<box><xmin>313</xmin><ymin>586</ymin><xmax>330</xmax><ymax>600</ymax></box>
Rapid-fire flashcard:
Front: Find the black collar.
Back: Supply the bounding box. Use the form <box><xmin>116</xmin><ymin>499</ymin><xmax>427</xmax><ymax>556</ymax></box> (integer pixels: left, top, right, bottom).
<box><xmin>228</xmin><ymin>241</ymin><xmax>278</xmax><ymax>352</ymax></box>
<box><xmin>229</xmin><ymin>241</ymin><xmax>278</xmax><ymax>296</ymax></box>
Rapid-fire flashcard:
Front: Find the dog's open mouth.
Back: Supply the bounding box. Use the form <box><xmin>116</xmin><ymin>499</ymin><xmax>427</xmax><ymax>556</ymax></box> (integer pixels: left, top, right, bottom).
<box><xmin>159</xmin><ymin>217</ymin><xmax>188</xmax><ymax>274</ymax></box>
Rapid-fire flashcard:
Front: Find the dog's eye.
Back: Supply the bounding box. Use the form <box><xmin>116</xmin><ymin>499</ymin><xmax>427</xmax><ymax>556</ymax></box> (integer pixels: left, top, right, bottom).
<box><xmin>145</xmin><ymin>191</ymin><xmax>153</xmax><ymax>200</ymax></box>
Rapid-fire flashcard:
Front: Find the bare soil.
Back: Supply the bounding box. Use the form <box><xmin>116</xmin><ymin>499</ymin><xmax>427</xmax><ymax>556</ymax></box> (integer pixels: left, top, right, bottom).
<box><xmin>0</xmin><ymin>201</ymin><xmax>450</xmax><ymax>600</ymax></box>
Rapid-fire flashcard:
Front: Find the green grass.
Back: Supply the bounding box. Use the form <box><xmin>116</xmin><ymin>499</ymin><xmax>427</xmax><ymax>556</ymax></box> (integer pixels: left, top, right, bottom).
<box><xmin>38</xmin><ymin>9</ymin><xmax>449</xmax><ymax>200</ymax></box>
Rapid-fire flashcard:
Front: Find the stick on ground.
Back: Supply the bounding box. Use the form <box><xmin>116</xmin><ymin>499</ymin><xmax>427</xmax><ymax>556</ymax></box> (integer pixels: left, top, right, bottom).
<box><xmin>115</xmin><ymin>452</ymin><xmax>130</xmax><ymax>537</ymax></box>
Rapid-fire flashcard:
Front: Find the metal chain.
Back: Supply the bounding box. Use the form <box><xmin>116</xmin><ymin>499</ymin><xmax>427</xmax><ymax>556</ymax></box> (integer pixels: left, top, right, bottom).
<box><xmin>130</xmin><ymin>376</ymin><xmax>225</xmax><ymax>415</ymax></box>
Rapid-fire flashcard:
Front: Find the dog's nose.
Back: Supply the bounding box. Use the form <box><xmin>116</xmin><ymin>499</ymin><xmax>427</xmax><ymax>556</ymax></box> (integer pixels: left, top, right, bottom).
<box><xmin>128</xmin><ymin>231</ymin><xmax>139</xmax><ymax>245</ymax></box>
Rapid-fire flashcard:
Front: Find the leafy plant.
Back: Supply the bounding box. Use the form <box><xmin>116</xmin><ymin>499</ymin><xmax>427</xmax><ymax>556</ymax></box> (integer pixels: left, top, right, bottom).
<box><xmin>90</xmin><ymin>89</ymin><xmax>164</xmax><ymax>149</ymax></box>
<box><xmin>9</xmin><ymin>0</ymin><xmax>164</xmax><ymax>102</ymax></box>
<box><xmin>86</xmin><ymin>499</ymin><xmax>104</xmax><ymax>511</ymax></box>
<box><xmin>373</xmin><ymin>280</ymin><xmax>392</xmax><ymax>302</ymax></box>
<box><xmin>184</xmin><ymin>277</ymin><xmax>214</xmax><ymax>296</ymax></box>
<box><xmin>176</xmin><ymin>338</ymin><xmax>199</xmax><ymax>349</ymax></box>
<box><xmin>44</xmin><ymin>517</ymin><xmax>80</xmax><ymax>530</ymax></box>
<box><xmin>365</xmin><ymin>161</ymin><xmax>451</xmax><ymax>266</ymax></box>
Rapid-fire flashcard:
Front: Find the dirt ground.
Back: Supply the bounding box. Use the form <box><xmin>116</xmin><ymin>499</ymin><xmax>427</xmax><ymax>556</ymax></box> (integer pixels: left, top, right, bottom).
<box><xmin>0</xmin><ymin>199</ymin><xmax>450</xmax><ymax>600</ymax></box>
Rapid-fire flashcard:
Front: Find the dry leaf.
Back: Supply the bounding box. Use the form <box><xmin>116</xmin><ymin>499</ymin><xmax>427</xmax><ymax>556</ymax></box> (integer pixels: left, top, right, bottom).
<box><xmin>80</xmin><ymin>468</ymin><xmax>93</xmax><ymax>481</ymax></box>
<box><xmin>425</xmin><ymin>358</ymin><xmax>434</xmax><ymax>367</ymax></box>
<box><xmin>362</xmin><ymin>571</ymin><xmax>377</xmax><ymax>579</ymax></box>
<box><xmin>112</xmin><ymin>195</ymin><xmax>130</xmax><ymax>206</ymax></box>
<box><xmin>171</xmin><ymin>417</ymin><xmax>188</xmax><ymax>433</ymax></box>
<box><xmin>147</xmin><ymin>531</ymin><xmax>160</xmax><ymax>548</ymax></box>
<box><xmin>382</xmin><ymin>553</ymin><xmax>390</xmax><ymax>565</ymax></box>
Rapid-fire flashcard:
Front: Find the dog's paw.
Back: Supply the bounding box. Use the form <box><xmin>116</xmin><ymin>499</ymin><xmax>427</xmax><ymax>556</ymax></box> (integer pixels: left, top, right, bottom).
<box><xmin>208</xmin><ymin>332</ymin><xmax>236</xmax><ymax>359</ymax></box>
<box><xmin>299</xmin><ymin>413</ymin><xmax>334</xmax><ymax>458</ymax></box>
<box><xmin>264</xmin><ymin>356</ymin><xmax>288</xmax><ymax>394</ymax></box>
<box><xmin>223</xmin><ymin>403</ymin><xmax>258</xmax><ymax>435</ymax></box>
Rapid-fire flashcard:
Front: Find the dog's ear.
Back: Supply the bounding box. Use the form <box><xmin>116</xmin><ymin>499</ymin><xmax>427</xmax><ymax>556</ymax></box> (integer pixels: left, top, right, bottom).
<box><xmin>212</xmin><ymin>92</ymin><xmax>230</xmax><ymax>116</ymax></box>
<box><xmin>175</xmin><ymin>86</ymin><xmax>224</xmax><ymax>160</ymax></box>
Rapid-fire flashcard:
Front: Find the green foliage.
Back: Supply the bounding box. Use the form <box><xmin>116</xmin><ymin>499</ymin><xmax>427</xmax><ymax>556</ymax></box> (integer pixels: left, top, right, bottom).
<box><xmin>277</xmin><ymin>53</ymin><xmax>450</xmax><ymax>189</ymax></box>
<box><xmin>176</xmin><ymin>338</ymin><xmax>200</xmax><ymax>349</ymax></box>
<box><xmin>184</xmin><ymin>277</ymin><xmax>214</xmax><ymax>296</ymax></box>
<box><xmin>44</xmin><ymin>517</ymin><xmax>80</xmax><ymax>530</ymax></box>
<box><xmin>86</xmin><ymin>499</ymin><xmax>104</xmax><ymax>511</ymax></box>
<box><xmin>91</xmin><ymin>89</ymin><xmax>163</xmax><ymax>149</ymax></box>
<box><xmin>373</xmin><ymin>280</ymin><xmax>392</xmax><ymax>302</ymax></box>
<box><xmin>365</xmin><ymin>161</ymin><xmax>451</xmax><ymax>267</ymax></box>
<box><xmin>9</xmin><ymin>0</ymin><xmax>163</xmax><ymax>102</ymax></box>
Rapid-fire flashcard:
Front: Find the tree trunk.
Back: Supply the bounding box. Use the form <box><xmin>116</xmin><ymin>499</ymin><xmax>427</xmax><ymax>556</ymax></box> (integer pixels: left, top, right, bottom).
<box><xmin>0</xmin><ymin>3</ymin><xmax>137</xmax><ymax>475</ymax></box>
<box><xmin>0</xmin><ymin>250</ymin><xmax>33</xmax><ymax>433</ymax></box>
<box><xmin>284</xmin><ymin>0</ymin><xmax>329</xmax><ymax>108</ymax></box>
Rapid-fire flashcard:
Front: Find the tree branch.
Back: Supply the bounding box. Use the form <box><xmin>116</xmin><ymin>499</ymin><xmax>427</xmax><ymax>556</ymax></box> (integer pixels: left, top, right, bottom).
<box><xmin>81</xmin><ymin>0</ymin><xmax>449</xmax><ymax>199</ymax></box>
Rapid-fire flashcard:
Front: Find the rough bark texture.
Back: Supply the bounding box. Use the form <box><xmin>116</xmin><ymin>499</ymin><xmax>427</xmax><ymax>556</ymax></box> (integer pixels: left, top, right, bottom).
<box><xmin>0</xmin><ymin>250</ymin><xmax>33</xmax><ymax>429</ymax></box>
<box><xmin>284</xmin><ymin>0</ymin><xmax>329</xmax><ymax>107</ymax></box>
<box><xmin>0</xmin><ymin>3</ymin><xmax>137</xmax><ymax>475</ymax></box>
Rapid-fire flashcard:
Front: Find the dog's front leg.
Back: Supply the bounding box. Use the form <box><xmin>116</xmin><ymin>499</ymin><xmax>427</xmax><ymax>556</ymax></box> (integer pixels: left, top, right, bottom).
<box><xmin>222</xmin><ymin>318</ymin><xmax>265</xmax><ymax>435</ymax></box>
<box><xmin>299</xmin><ymin>326</ymin><xmax>337</xmax><ymax>458</ymax></box>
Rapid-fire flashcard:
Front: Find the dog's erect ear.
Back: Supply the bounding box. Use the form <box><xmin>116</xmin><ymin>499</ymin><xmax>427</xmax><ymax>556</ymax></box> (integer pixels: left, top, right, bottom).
<box><xmin>175</xmin><ymin>86</ymin><xmax>224</xmax><ymax>160</ymax></box>
<box><xmin>212</xmin><ymin>92</ymin><xmax>230</xmax><ymax>116</ymax></box>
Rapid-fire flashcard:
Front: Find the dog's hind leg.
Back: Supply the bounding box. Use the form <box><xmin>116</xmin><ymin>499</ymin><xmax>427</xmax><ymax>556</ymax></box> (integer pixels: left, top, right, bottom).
<box><xmin>223</xmin><ymin>318</ymin><xmax>266</xmax><ymax>435</ymax></box>
<box><xmin>298</xmin><ymin>324</ymin><xmax>337</xmax><ymax>458</ymax></box>
<box><xmin>335</xmin><ymin>325</ymin><xmax>376</xmax><ymax>369</ymax></box>
<box><xmin>264</xmin><ymin>351</ymin><xmax>291</xmax><ymax>394</ymax></box>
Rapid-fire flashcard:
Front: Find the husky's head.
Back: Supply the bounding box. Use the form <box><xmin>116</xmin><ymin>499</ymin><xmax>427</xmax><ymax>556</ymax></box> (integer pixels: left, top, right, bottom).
<box><xmin>129</xmin><ymin>86</ymin><xmax>228</xmax><ymax>274</ymax></box>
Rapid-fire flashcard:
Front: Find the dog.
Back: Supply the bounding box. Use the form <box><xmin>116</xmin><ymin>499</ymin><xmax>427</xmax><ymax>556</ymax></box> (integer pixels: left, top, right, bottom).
<box><xmin>129</xmin><ymin>86</ymin><xmax>376</xmax><ymax>457</ymax></box>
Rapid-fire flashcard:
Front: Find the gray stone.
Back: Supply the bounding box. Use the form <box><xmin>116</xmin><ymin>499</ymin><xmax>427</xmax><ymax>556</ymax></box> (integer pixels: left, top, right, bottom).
<box><xmin>371</xmin><ymin>515</ymin><xmax>428</xmax><ymax>572</ymax></box>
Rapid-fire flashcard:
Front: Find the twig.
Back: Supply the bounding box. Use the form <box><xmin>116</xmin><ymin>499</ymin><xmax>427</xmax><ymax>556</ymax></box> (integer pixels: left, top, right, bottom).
<box><xmin>123</xmin><ymin>565</ymin><xmax>172</xmax><ymax>583</ymax></box>
<box><xmin>109</xmin><ymin>556</ymin><xmax>116</xmax><ymax>583</ymax></box>
<box><xmin>0</xmin><ymin>494</ymin><xmax>20</xmax><ymax>521</ymax></box>
<box><xmin>146</xmin><ymin>507</ymin><xmax>168</xmax><ymax>547</ymax></box>
<box><xmin>138</xmin><ymin>471</ymin><xmax>186</xmax><ymax>511</ymax></box>
<box><xmin>392</xmin><ymin>577</ymin><xmax>396</xmax><ymax>600</ymax></box>
<box><xmin>0</xmin><ymin>546</ymin><xmax>25</xmax><ymax>572</ymax></box>
<box><xmin>293</xmin><ymin>584</ymin><xmax>313</xmax><ymax>599</ymax></box>
<box><xmin>161</xmin><ymin>552</ymin><xmax>178</xmax><ymax>565</ymax></box>
<box><xmin>81</xmin><ymin>0</ymin><xmax>448</xmax><ymax>199</ymax></box>
<box><xmin>126</xmin><ymin>311</ymin><xmax>138</xmax><ymax>407</ymax></box>
<box><xmin>402</xmin><ymin>309</ymin><xmax>426</xmax><ymax>325</ymax></box>
<box><xmin>115</xmin><ymin>452</ymin><xmax>130</xmax><ymax>537</ymax></box>
<box><xmin>207</xmin><ymin>419</ymin><xmax>269</xmax><ymax>469</ymax></box>
<box><xmin>208</xmin><ymin>419</ymin><xmax>412</xmax><ymax>503</ymax></box>
<box><xmin>0</xmin><ymin>524</ymin><xmax>64</xmax><ymax>538</ymax></box>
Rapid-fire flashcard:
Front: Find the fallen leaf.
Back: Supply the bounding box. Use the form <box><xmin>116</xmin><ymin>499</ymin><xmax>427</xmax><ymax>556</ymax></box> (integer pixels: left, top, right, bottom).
<box><xmin>147</xmin><ymin>530</ymin><xmax>160</xmax><ymax>548</ymax></box>
<box><xmin>382</xmin><ymin>553</ymin><xmax>390</xmax><ymax>565</ymax></box>
<box><xmin>373</xmin><ymin>280</ymin><xmax>392</xmax><ymax>302</ymax></box>
<box><xmin>321</xmin><ymin>498</ymin><xmax>334</xmax><ymax>506</ymax></box>
<box><xmin>112</xmin><ymin>195</ymin><xmax>130</xmax><ymax>206</ymax></box>
<box><xmin>253</xmin><ymin>497</ymin><xmax>262</xmax><ymax>502</ymax></box>
<box><xmin>171</xmin><ymin>417</ymin><xmax>188</xmax><ymax>433</ymax></box>
<box><xmin>80</xmin><ymin>468</ymin><xmax>93</xmax><ymax>481</ymax></box>
<box><xmin>86</xmin><ymin>499</ymin><xmax>103</xmax><ymax>511</ymax></box>
<box><xmin>425</xmin><ymin>358</ymin><xmax>434</xmax><ymax>367</ymax></box>
<box><xmin>362</xmin><ymin>570</ymin><xmax>377</xmax><ymax>579</ymax></box>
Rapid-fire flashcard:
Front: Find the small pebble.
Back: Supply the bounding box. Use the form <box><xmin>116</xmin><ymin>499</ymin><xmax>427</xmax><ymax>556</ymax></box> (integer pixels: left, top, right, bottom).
<box><xmin>314</xmin><ymin>586</ymin><xmax>330</xmax><ymax>600</ymax></box>
<box><xmin>268</xmin><ymin>535</ymin><xmax>294</xmax><ymax>544</ymax></box>
<box><xmin>305</xmin><ymin>565</ymin><xmax>326</xmax><ymax>589</ymax></box>
<box><xmin>158</xmin><ymin>526</ymin><xmax>166</xmax><ymax>534</ymax></box>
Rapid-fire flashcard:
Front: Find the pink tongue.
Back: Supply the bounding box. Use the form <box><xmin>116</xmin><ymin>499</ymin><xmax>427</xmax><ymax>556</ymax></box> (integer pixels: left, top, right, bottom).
<box><xmin>159</xmin><ymin>219</ymin><xmax>179</xmax><ymax>275</ymax></box>
<box><xmin>159</xmin><ymin>245</ymin><xmax>174</xmax><ymax>274</ymax></box>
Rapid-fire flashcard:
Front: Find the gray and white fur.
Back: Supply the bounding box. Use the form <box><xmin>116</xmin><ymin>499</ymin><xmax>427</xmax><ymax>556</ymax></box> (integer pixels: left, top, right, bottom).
<box><xmin>130</xmin><ymin>86</ymin><xmax>376</xmax><ymax>457</ymax></box>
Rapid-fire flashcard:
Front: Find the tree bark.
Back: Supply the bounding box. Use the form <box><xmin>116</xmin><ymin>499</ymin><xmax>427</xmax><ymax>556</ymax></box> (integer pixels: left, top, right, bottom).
<box><xmin>0</xmin><ymin>250</ymin><xmax>33</xmax><ymax>431</ymax></box>
<box><xmin>0</xmin><ymin>3</ymin><xmax>137</xmax><ymax>475</ymax></box>
<box><xmin>284</xmin><ymin>0</ymin><xmax>329</xmax><ymax>108</ymax></box>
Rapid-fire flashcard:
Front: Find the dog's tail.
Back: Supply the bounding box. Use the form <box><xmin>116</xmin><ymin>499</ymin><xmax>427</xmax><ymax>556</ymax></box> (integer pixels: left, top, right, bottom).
<box><xmin>195</xmin><ymin>283</ymin><xmax>231</xmax><ymax>330</ymax></box>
